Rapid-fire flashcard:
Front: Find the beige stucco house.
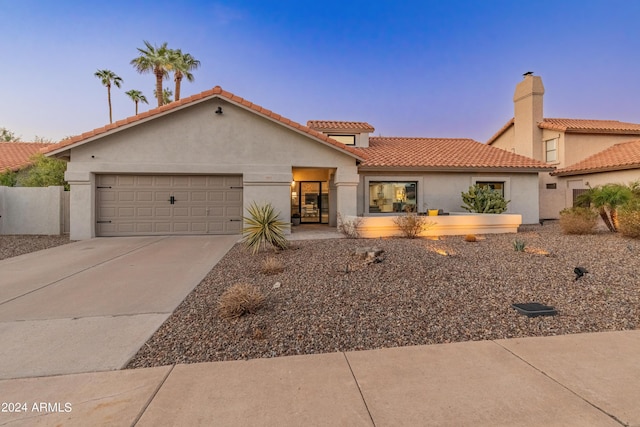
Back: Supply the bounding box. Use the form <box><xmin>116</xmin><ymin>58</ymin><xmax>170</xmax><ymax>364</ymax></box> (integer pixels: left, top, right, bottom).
<box><xmin>45</xmin><ymin>86</ymin><xmax>551</xmax><ymax>240</ymax></box>
<box><xmin>488</xmin><ymin>73</ymin><xmax>640</xmax><ymax>218</ymax></box>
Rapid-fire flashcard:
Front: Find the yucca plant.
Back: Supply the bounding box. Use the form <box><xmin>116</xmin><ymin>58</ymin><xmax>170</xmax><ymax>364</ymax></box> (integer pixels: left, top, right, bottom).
<box><xmin>513</xmin><ymin>239</ymin><xmax>526</xmax><ymax>252</ymax></box>
<box><xmin>242</xmin><ymin>202</ymin><xmax>288</xmax><ymax>254</ymax></box>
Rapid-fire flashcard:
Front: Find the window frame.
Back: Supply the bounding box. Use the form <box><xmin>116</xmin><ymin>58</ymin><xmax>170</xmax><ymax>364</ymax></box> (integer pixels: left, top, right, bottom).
<box><xmin>545</xmin><ymin>138</ymin><xmax>558</xmax><ymax>163</ymax></box>
<box><xmin>327</xmin><ymin>134</ymin><xmax>356</xmax><ymax>146</ymax></box>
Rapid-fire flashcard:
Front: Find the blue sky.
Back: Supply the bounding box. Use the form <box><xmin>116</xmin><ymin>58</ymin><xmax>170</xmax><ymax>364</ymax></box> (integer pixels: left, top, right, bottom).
<box><xmin>2</xmin><ymin>0</ymin><xmax>640</xmax><ymax>142</ymax></box>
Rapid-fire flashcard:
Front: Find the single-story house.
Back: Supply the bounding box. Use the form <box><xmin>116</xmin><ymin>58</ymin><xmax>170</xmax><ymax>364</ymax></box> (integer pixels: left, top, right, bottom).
<box><xmin>44</xmin><ymin>86</ymin><xmax>552</xmax><ymax>240</ymax></box>
<box><xmin>488</xmin><ymin>73</ymin><xmax>640</xmax><ymax>218</ymax></box>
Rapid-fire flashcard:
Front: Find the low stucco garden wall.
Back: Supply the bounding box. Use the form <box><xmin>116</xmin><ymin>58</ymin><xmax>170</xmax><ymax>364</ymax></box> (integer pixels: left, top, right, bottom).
<box><xmin>349</xmin><ymin>212</ymin><xmax>523</xmax><ymax>238</ymax></box>
<box><xmin>0</xmin><ymin>186</ymin><xmax>69</xmax><ymax>235</ymax></box>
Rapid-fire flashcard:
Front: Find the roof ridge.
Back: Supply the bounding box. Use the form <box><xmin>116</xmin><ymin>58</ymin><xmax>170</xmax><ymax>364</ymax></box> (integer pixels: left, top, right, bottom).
<box><xmin>43</xmin><ymin>86</ymin><xmax>364</xmax><ymax>159</ymax></box>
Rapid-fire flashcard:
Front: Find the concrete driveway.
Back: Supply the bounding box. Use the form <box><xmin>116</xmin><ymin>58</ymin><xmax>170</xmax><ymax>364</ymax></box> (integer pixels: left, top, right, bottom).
<box><xmin>0</xmin><ymin>235</ymin><xmax>238</xmax><ymax>379</ymax></box>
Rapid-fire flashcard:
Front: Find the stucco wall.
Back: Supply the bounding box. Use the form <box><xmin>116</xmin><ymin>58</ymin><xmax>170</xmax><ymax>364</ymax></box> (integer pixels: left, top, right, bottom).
<box><xmin>564</xmin><ymin>133</ymin><xmax>637</xmax><ymax>168</ymax></box>
<box><xmin>358</xmin><ymin>171</ymin><xmax>540</xmax><ymax>224</ymax></box>
<box><xmin>0</xmin><ymin>186</ymin><xmax>67</xmax><ymax>235</ymax></box>
<box><xmin>488</xmin><ymin>125</ymin><xmax>515</xmax><ymax>151</ymax></box>
<box><xmin>64</xmin><ymin>98</ymin><xmax>359</xmax><ymax>239</ymax></box>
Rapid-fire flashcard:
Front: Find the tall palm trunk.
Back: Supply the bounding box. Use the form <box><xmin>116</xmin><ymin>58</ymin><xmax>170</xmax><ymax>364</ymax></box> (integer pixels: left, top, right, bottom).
<box><xmin>107</xmin><ymin>84</ymin><xmax>113</xmax><ymax>124</ymax></box>
<box><xmin>174</xmin><ymin>71</ymin><xmax>183</xmax><ymax>101</ymax></box>
<box><xmin>155</xmin><ymin>69</ymin><xmax>164</xmax><ymax>107</ymax></box>
<box><xmin>134</xmin><ymin>100</ymin><xmax>139</xmax><ymax>115</ymax></box>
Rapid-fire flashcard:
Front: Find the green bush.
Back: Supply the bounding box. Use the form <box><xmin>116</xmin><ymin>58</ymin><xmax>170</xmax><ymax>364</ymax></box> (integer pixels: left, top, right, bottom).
<box><xmin>618</xmin><ymin>199</ymin><xmax>640</xmax><ymax>238</ymax></box>
<box><xmin>559</xmin><ymin>207</ymin><xmax>598</xmax><ymax>235</ymax></box>
<box><xmin>461</xmin><ymin>184</ymin><xmax>509</xmax><ymax>213</ymax></box>
<box><xmin>0</xmin><ymin>168</ymin><xmax>17</xmax><ymax>186</ymax></box>
<box><xmin>242</xmin><ymin>202</ymin><xmax>288</xmax><ymax>254</ymax></box>
<box><xmin>17</xmin><ymin>153</ymin><xmax>68</xmax><ymax>190</ymax></box>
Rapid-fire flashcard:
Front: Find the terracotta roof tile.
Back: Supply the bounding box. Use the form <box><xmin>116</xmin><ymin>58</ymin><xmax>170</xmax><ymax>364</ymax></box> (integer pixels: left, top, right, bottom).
<box><xmin>307</xmin><ymin>121</ymin><xmax>375</xmax><ymax>133</ymax></box>
<box><xmin>0</xmin><ymin>142</ymin><xmax>53</xmax><ymax>171</ymax></box>
<box><xmin>552</xmin><ymin>139</ymin><xmax>640</xmax><ymax>176</ymax></box>
<box><xmin>359</xmin><ymin>137</ymin><xmax>552</xmax><ymax>170</ymax></box>
<box><xmin>539</xmin><ymin>118</ymin><xmax>640</xmax><ymax>134</ymax></box>
<box><xmin>43</xmin><ymin>86</ymin><xmax>364</xmax><ymax>159</ymax></box>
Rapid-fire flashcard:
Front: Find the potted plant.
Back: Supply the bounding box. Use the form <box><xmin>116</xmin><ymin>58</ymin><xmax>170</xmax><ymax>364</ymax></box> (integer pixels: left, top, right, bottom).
<box><xmin>291</xmin><ymin>212</ymin><xmax>301</xmax><ymax>226</ymax></box>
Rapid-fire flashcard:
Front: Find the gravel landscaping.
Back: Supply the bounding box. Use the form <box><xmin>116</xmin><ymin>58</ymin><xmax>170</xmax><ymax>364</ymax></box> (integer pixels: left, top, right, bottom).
<box><xmin>127</xmin><ymin>221</ymin><xmax>639</xmax><ymax>368</ymax></box>
<box><xmin>0</xmin><ymin>235</ymin><xmax>71</xmax><ymax>261</ymax></box>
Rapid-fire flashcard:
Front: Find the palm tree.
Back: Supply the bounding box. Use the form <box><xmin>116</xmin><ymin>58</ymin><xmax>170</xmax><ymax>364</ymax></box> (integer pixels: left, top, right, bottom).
<box><xmin>124</xmin><ymin>89</ymin><xmax>149</xmax><ymax>115</ymax></box>
<box><xmin>94</xmin><ymin>69</ymin><xmax>123</xmax><ymax>124</ymax></box>
<box><xmin>171</xmin><ymin>49</ymin><xmax>200</xmax><ymax>101</ymax></box>
<box><xmin>154</xmin><ymin>87</ymin><xmax>173</xmax><ymax>105</ymax></box>
<box><xmin>130</xmin><ymin>41</ymin><xmax>173</xmax><ymax>107</ymax></box>
<box><xmin>580</xmin><ymin>184</ymin><xmax>633</xmax><ymax>232</ymax></box>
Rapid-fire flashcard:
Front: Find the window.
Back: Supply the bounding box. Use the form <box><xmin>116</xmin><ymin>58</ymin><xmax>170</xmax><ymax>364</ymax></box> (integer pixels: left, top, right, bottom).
<box><xmin>546</xmin><ymin>183</ymin><xmax>557</xmax><ymax>189</ymax></box>
<box><xmin>328</xmin><ymin>134</ymin><xmax>355</xmax><ymax>145</ymax></box>
<box><xmin>476</xmin><ymin>181</ymin><xmax>505</xmax><ymax>197</ymax></box>
<box><xmin>545</xmin><ymin>138</ymin><xmax>558</xmax><ymax>163</ymax></box>
<box><xmin>369</xmin><ymin>181</ymin><xmax>417</xmax><ymax>213</ymax></box>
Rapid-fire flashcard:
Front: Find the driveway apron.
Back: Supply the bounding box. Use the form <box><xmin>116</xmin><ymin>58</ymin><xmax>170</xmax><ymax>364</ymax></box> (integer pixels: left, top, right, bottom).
<box><xmin>0</xmin><ymin>235</ymin><xmax>237</xmax><ymax>379</ymax></box>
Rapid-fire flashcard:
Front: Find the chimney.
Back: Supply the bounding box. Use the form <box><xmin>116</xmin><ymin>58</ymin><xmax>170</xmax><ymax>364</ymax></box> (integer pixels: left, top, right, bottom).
<box><xmin>513</xmin><ymin>72</ymin><xmax>544</xmax><ymax>159</ymax></box>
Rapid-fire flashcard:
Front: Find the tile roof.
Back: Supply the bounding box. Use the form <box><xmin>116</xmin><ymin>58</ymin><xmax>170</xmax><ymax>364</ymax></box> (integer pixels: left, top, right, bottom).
<box><xmin>552</xmin><ymin>139</ymin><xmax>640</xmax><ymax>176</ymax></box>
<box><xmin>0</xmin><ymin>142</ymin><xmax>53</xmax><ymax>171</ymax></box>
<box><xmin>487</xmin><ymin>117</ymin><xmax>640</xmax><ymax>145</ymax></box>
<box><xmin>539</xmin><ymin>118</ymin><xmax>640</xmax><ymax>134</ymax></box>
<box><xmin>359</xmin><ymin>137</ymin><xmax>553</xmax><ymax>170</ymax></box>
<box><xmin>306</xmin><ymin>121</ymin><xmax>375</xmax><ymax>133</ymax></box>
<box><xmin>43</xmin><ymin>87</ymin><xmax>364</xmax><ymax>159</ymax></box>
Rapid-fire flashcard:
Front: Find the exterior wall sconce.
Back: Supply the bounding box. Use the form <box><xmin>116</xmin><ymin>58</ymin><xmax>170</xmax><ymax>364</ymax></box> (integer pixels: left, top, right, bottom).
<box><xmin>215</xmin><ymin>106</ymin><xmax>223</xmax><ymax>115</ymax></box>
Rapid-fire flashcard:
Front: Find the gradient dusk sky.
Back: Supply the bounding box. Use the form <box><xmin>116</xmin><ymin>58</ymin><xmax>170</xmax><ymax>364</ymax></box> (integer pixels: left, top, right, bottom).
<box><xmin>2</xmin><ymin>0</ymin><xmax>640</xmax><ymax>143</ymax></box>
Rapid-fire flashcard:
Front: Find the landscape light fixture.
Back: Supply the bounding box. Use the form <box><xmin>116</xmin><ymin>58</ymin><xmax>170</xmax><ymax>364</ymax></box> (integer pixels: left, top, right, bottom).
<box><xmin>215</xmin><ymin>106</ymin><xmax>223</xmax><ymax>115</ymax></box>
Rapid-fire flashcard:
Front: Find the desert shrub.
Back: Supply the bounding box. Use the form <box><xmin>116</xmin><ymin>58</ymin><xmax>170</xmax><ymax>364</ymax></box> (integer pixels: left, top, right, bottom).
<box><xmin>559</xmin><ymin>207</ymin><xmax>598</xmax><ymax>235</ymax></box>
<box><xmin>261</xmin><ymin>256</ymin><xmax>284</xmax><ymax>275</ymax></box>
<box><xmin>242</xmin><ymin>202</ymin><xmax>288</xmax><ymax>254</ymax></box>
<box><xmin>218</xmin><ymin>283</ymin><xmax>266</xmax><ymax>319</ymax></box>
<box><xmin>464</xmin><ymin>234</ymin><xmax>477</xmax><ymax>242</ymax></box>
<box><xmin>618</xmin><ymin>199</ymin><xmax>640</xmax><ymax>238</ymax></box>
<box><xmin>461</xmin><ymin>184</ymin><xmax>510</xmax><ymax>214</ymax></box>
<box><xmin>337</xmin><ymin>213</ymin><xmax>362</xmax><ymax>238</ymax></box>
<box><xmin>0</xmin><ymin>168</ymin><xmax>17</xmax><ymax>187</ymax></box>
<box><xmin>513</xmin><ymin>239</ymin><xmax>526</xmax><ymax>252</ymax></box>
<box><xmin>393</xmin><ymin>212</ymin><xmax>435</xmax><ymax>238</ymax></box>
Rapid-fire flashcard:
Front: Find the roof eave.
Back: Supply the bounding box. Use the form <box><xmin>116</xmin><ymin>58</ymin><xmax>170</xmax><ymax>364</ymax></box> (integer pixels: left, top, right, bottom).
<box><xmin>551</xmin><ymin>164</ymin><xmax>640</xmax><ymax>176</ymax></box>
<box><xmin>358</xmin><ymin>165</ymin><xmax>554</xmax><ymax>173</ymax></box>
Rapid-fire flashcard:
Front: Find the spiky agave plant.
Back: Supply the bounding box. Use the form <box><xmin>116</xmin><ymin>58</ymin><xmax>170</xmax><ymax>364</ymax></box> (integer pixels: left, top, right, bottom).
<box><xmin>242</xmin><ymin>202</ymin><xmax>288</xmax><ymax>254</ymax></box>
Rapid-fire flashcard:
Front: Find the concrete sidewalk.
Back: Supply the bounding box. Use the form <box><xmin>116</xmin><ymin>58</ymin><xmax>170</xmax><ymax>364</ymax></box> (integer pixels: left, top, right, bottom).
<box><xmin>0</xmin><ymin>330</ymin><xmax>638</xmax><ymax>426</ymax></box>
<box><xmin>0</xmin><ymin>235</ymin><xmax>238</xmax><ymax>379</ymax></box>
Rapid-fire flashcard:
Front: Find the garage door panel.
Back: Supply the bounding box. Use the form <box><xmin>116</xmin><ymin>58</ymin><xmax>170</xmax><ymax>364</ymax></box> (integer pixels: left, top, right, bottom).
<box><xmin>136</xmin><ymin>191</ymin><xmax>153</xmax><ymax>202</ymax></box>
<box><xmin>118</xmin><ymin>176</ymin><xmax>136</xmax><ymax>186</ymax></box>
<box><xmin>118</xmin><ymin>207</ymin><xmax>135</xmax><ymax>217</ymax></box>
<box><xmin>97</xmin><ymin>174</ymin><xmax>243</xmax><ymax>236</ymax></box>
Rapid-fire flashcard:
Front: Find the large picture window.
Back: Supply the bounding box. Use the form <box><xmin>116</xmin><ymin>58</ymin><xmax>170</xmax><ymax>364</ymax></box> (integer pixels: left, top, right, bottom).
<box><xmin>369</xmin><ymin>181</ymin><xmax>417</xmax><ymax>213</ymax></box>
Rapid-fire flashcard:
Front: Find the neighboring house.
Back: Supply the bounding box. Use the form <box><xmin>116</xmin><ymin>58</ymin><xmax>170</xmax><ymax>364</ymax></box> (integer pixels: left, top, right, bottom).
<box><xmin>44</xmin><ymin>86</ymin><xmax>551</xmax><ymax>240</ymax></box>
<box><xmin>0</xmin><ymin>142</ymin><xmax>52</xmax><ymax>173</ymax></box>
<box><xmin>488</xmin><ymin>73</ymin><xmax>640</xmax><ymax>218</ymax></box>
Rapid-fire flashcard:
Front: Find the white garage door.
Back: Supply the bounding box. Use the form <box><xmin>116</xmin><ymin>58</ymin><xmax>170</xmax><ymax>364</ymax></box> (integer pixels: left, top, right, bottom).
<box><xmin>96</xmin><ymin>175</ymin><xmax>243</xmax><ymax>236</ymax></box>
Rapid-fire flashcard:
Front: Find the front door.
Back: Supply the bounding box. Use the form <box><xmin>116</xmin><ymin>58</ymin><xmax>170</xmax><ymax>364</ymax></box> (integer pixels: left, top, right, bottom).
<box><xmin>294</xmin><ymin>181</ymin><xmax>328</xmax><ymax>224</ymax></box>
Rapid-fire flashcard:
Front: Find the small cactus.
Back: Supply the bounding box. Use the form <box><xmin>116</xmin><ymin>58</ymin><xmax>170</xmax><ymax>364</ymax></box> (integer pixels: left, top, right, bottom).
<box><xmin>464</xmin><ymin>234</ymin><xmax>477</xmax><ymax>242</ymax></box>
